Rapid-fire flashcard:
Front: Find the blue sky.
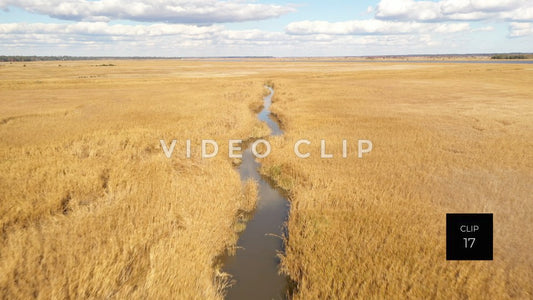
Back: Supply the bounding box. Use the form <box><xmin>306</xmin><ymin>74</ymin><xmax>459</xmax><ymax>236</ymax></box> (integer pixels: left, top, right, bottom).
<box><xmin>0</xmin><ymin>0</ymin><xmax>532</xmax><ymax>56</ymax></box>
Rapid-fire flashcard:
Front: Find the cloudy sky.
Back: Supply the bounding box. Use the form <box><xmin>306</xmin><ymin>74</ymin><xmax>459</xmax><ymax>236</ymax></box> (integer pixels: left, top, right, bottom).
<box><xmin>1</xmin><ymin>0</ymin><xmax>532</xmax><ymax>56</ymax></box>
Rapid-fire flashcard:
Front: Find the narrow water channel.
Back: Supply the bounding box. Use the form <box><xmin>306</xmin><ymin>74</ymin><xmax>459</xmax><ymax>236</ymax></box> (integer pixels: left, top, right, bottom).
<box><xmin>222</xmin><ymin>87</ymin><xmax>290</xmax><ymax>299</ymax></box>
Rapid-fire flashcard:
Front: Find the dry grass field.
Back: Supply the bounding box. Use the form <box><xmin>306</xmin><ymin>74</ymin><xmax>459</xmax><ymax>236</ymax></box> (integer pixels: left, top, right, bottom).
<box><xmin>261</xmin><ymin>63</ymin><xmax>533</xmax><ymax>298</ymax></box>
<box><xmin>1</xmin><ymin>60</ymin><xmax>532</xmax><ymax>299</ymax></box>
<box><xmin>0</xmin><ymin>60</ymin><xmax>268</xmax><ymax>298</ymax></box>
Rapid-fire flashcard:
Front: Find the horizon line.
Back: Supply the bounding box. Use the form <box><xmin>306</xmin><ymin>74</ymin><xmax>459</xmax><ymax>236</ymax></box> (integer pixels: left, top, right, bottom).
<box><xmin>1</xmin><ymin>52</ymin><xmax>533</xmax><ymax>60</ymax></box>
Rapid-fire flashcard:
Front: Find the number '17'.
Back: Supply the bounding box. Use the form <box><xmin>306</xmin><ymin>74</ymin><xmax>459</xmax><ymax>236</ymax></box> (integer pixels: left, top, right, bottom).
<box><xmin>463</xmin><ymin>237</ymin><xmax>475</xmax><ymax>248</ymax></box>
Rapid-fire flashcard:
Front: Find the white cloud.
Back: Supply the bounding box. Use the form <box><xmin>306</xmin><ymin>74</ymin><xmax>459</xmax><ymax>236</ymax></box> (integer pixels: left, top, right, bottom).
<box><xmin>0</xmin><ymin>21</ymin><xmax>455</xmax><ymax>56</ymax></box>
<box><xmin>0</xmin><ymin>22</ymin><xmax>222</xmax><ymax>36</ymax></box>
<box><xmin>375</xmin><ymin>0</ymin><xmax>533</xmax><ymax>22</ymax></box>
<box><xmin>0</xmin><ymin>0</ymin><xmax>295</xmax><ymax>23</ymax></box>
<box><xmin>440</xmin><ymin>0</ymin><xmax>523</xmax><ymax>14</ymax></box>
<box><xmin>285</xmin><ymin>19</ymin><xmax>470</xmax><ymax>35</ymax></box>
<box><xmin>500</xmin><ymin>6</ymin><xmax>533</xmax><ymax>22</ymax></box>
<box><xmin>509</xmin><ymin>22</ymin><xmax>533</xmax><ymax>37</ymax></box>
<box><xmin>375</xmin><ymin>0</ymin><xmax>441</xmax><ymax>21</ymax></box>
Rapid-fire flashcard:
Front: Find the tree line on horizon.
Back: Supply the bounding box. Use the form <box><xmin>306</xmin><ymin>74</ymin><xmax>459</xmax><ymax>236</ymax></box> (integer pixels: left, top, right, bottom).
<box><xmin>1</xmin><ymin>54</ymin><xmax>532</xmax><ymax>62</ymax></box>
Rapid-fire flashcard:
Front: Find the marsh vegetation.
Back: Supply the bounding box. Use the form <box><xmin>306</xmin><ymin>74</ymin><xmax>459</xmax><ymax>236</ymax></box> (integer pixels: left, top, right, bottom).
<box><xmin>1</xmin><ymin>60</ymin><xmax>531</xmax><ymax>298</ymax></box>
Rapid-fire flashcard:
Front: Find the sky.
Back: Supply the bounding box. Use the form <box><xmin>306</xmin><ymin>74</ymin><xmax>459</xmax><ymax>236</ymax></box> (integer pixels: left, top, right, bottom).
<box><xmin>0</xmin><ymin>0</ymin><xmax>532</xmax><ymax>57</ymax></box>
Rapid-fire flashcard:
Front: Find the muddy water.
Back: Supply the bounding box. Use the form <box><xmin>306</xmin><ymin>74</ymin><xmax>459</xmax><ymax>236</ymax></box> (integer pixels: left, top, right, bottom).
<box><xmin>222</xmin><ymin>87</ymin><xmax>290</xmax><ymax>299</ymax></box>
<box><xmin>257</xmin><ymin>87</ymin><xmax>282</xmax><ymax>136</ymax></box>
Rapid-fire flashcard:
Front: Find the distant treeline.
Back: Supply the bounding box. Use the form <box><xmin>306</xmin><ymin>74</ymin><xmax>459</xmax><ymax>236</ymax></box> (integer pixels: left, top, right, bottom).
<box><xmin>0</xmin><ymin>56</ymin><xmax>183</xmax><ymax>62</ymax></box>
<box><xmin>491</xmin><ymin>54</ymin><xmax>533</xmax><ymax>59</ymax></box>
<box><xmin>2</xmin><ymin>54</ymin><xmax>531</xmax><ymax>62</ymax></box>
<box><xmin>0</xmin><ymin>56</ymin><xmax>275</xmax><ymax>62</ymax></box>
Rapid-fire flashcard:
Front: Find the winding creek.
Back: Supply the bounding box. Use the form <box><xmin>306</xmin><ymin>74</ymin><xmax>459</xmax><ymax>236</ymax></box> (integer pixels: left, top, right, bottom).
<box><xmin>222</xmin><ymin>87</ymin><xmax>290</xmax><ymax>299</ymax></box>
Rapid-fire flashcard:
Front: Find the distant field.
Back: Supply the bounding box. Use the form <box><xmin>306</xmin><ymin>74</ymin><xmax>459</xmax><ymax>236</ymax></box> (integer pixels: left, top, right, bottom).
<box><xmin>1</xmin><ymin>60</ymin><xmax>532</xmax><ymax>298</ymax></box>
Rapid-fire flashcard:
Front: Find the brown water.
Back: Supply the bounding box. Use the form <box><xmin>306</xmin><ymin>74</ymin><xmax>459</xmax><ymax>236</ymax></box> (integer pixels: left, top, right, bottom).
<box><xmin>222</xmin><ymin>87</ymin><xmax>290</xmax><ymax>299</ymax></box>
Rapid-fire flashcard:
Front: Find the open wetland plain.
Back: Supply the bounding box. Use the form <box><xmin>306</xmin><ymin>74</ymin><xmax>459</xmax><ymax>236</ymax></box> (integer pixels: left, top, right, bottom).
<box><xmin>1</xmin><ymin>59</ymin><xmax>532</xmax><ymax>298</ymax></box>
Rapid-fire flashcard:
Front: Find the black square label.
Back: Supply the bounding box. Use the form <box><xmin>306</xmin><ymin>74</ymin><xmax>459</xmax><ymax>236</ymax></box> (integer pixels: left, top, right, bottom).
<box><xmin>446</xmin><ymin>213</ymin><xmax>493</xmax><ymax>260</ymax></box>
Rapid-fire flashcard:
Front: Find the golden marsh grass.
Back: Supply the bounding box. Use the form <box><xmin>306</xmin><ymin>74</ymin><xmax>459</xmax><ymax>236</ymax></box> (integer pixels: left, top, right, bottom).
<box><xmin>0</xmin><ymin>60</ymin><xmax>267</xmax><ymax>299</ymax></box>
<box><xmin>1</xmin><ymin>60</ymin><xmax>532</xmax><ymax>298</ymax></box>
<box><xmin>262</xmin><ymin>63</ymin><xmax>533</xmax><ymax>298</ymax></box>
